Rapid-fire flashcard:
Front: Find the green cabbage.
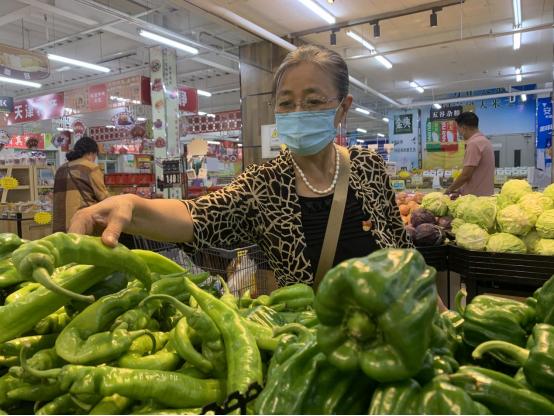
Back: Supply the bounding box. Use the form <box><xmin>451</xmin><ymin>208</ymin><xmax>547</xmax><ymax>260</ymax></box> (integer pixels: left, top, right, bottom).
<box><xmin>536</xmin><ymin>209</ymin><xmax>554</xmax><ymax>239</ymax></box>
<box><xmin>519</xmin><ymin>192</ymin><xmax>554</xmax><ymax>220</ymax></box>
<box><xmin>496</xmin><ymin>204</ymin><xmax>535</xmax><ymax>236</ymax></box>
<box><xmin>449</xmin><ymin>195</ymin><xmax>478</xmax><ymax>219</ymax></box>
<box><xmin>451</xmin><ymin>218</ymin><xmax>465</xmax><ymax>234</ymax></box>
<box><xmin>523</xmin><ymin>230</ymin><xmax>541</xmax><ymax>254</ymax></box>
<box><xmin>500</xmin><ymin>179</ymin><xmax>532</xmax><ymax>204</ymax></box>
<box><xmin>456</xmin><ymin>223</ymin><xmax>489</xmax><ymax>251</ymax></box>
<box><xmin>461</xmin><ymin>196</ymin><xmax>497</xmax><ymax>232</ymax></box>
<box><xmin>543</xmin><ymin>184</ymin><xmax>554</xmax><ymax>202</ymax></box>
<box><xmin>535</xmin><ymin>238</ymin><xmax>554</xmax><ymax>256</ymax></box>
<box><xmin>486</xmin><ymin>233</ymin><xmax>527</xmax><ymax>254</ymax></box>
<box><xmin>421</xmin><ymin>192</ymin><xmax>450</xmax><ymax>217</ymax></box>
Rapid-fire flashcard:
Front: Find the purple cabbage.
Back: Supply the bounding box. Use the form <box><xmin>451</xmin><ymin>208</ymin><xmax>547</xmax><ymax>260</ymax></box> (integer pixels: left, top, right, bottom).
<box><xmin>410</xmin><ymin>208</ymin><xmax>437</xmax><ymax>228</ymax></box>
<box><xmin>405</xmin><ymin>225</ymin><xmax>417</xmax><ymax>243</ymax></box>
<box><xmin>437</xmin><ymin>216</ymin><xmax>453</xmax><ymax>230</ymax></box>
<box><xmin>414</xmin><ymin>223</ymin><xmax>444</xmax><ymax>247</ymax></box>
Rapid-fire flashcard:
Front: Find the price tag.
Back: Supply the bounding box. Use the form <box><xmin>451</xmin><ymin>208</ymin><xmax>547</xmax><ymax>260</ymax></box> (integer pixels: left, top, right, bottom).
<box><xmin>495</xmin><ymin>174</ymin><xmax>508</xmax><ymax>185</ymax></box>
<box><xmin>34</xmin><ymin>212</ymin><xmax>52</xmax><ymax>225</ymax></box>
<box><xmin>411</xmin><ymin>175</ymin><xmax>424</xmax><ymax>186</ymax></box>
<box><xmin>444</xmin><ymin>170</ymin><xmax>453</xmax><ymax>178</ymax></box>
<box><xmin>423</xmin><ymin>170</ymin><xmax>433</xmax><ymax>178</ymax></box>
<box><xmin>390</xmin><ymin>179</ymin><xmax>406</xmax><ymax>191</ymax></box>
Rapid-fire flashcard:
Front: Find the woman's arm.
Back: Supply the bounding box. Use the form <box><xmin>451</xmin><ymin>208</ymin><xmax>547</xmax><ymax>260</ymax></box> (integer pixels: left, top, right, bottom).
<box><xmin>90</xmin><ymin>168</ymin><xmax>110</xmax><ymax>201</ymax></box>
<box><xmin>69</xmin><ymin>194</ymin><xmax>193</xmax><ymax>247</ymax></box>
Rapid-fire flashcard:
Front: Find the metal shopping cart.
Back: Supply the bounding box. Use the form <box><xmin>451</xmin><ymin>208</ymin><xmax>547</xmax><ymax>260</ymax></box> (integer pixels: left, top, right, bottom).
<box><xmin>126</xmin><ymin>235</ymin><xmax>276</xmax><ymax>297</ymax></box>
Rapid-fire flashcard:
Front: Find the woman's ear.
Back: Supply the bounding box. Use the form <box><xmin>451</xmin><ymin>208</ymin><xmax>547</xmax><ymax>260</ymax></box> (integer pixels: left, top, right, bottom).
<box><xmin>335</xmin><ymin>94</ymin><xmax>353</xmax><ymax>127</ymax></box>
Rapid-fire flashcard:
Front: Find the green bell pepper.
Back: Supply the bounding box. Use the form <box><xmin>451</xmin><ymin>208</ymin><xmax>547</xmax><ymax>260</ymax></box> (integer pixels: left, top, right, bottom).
<box><xmin>369</xmin><ymin>379</ymin><xmax>421</xmax><ymax>415</ymax></box>
<box><xmin>535</xmin><ymin>274</ymin><xmax>554</xmax><ymax>325</ymax></box>
<box><xmin>314</xmin><ymin>249</ymin><xmax>438</xmax><ymax>382</ymax></box>
<box><xmin>473</xmin><ymin>323</ymin><xmax>554</xmax><ymax>395</ymax></box>
<box><xmin>0</xmin><ymin>258</ymin><xmax>23</xmax><ymax>289</ymax></box>
<box><xmin>448</xmin><ymin>365</ymin><xmax>554</xmax><ymax>414</ymax></box>
<box><xmin>458</xmin><ymin>292</ymin><xmax>535</xmax><ymax>348</ymax></box>
<box><xmin>0</xmin><ymin>234</ymin><xmax>24</xmax><ymax>259</ymax></box>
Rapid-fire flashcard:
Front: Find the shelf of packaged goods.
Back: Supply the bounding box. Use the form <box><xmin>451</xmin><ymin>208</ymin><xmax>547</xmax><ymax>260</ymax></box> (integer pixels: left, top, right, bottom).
<box><xmin>37</xmin><ymin>185</ymin><xmax>53</xmax><ymax>189</ymax></box>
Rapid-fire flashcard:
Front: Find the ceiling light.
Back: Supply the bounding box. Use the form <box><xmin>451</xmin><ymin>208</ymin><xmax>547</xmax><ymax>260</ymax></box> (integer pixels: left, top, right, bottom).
<box><xmin>521</xmin><ymin>93</ymin><xmax>527</xmax><ymax>102</ymax></box>
<box><xmin>329</xmin><ymin>31</ymin><xmax>337</xmax><ymax>46</ymax></box>
<box><xmin>56</xmin><ymin>127</ymin><xmax>73</xmax><ymax>132</ymax></box>
<box><xmin>375</xmin><ymin>55</ymin><xmax>392</xmax><ymax>69</ymax></box>
<box><xmin>197</xmin><ymin>90</ymin><xmax>212</xmax><ymax>97</ymax></box>
<box><xmin>356</xmin><ymin>128</ymin><xmax>367</xmax><ymax>133</ymax></box>
<box><xmin>48</xmin><ymin>54</ymin><xmax>110</xmax><ymax>73</ymax></box>
<box><xmin>430</xmin><ymin>11</ymin><xmax>438</xmax><ymax>27</ymax></box>
<box><xmin>105</xmin><ymin>125</ymin><xmax>116</xmax><ymax>129</ymax></box>
<box><xmin>410</xmin><ymin>81</ymin><xmax>425</xmax><ymax>93</ymax></box>
<box><xmin>515</xmin><ymin>67</ymin><xmax>522</xmax><ymax>82</ymax></box>
<box><xmin>373</xmin><ymin>22</ymin><xmax>380</xmax><ymax>38</ymax></box>
<box><xmin>139</xmin><ymin>30</ymin><xmax>199</xmax><ymax>55</ymax></box>
<box><xmin>382</xmin><ymin>117</ymin><xmax>389</xmax><ymax>123</ymax></box>
<box><xmin>0</xmin><ymin>76</ymin><xmax>41</xmax><ymax>88</ymax></box>
<box><xmin>377</xmin><ymin>133</ymin><xmax>385</xmax><ymax>137</ymax></box>
<box><xmin>297</xmin><ymin>0</ymin><xmax>336</xmax><ymax>24</ymax></box>
<box><xmin>207</xmin><ymin>141</ymin><xmax>220</xmax><ymax>145</ymax></box>
<box><xmin>513</xmin><ymin>32</ymin><xmax>521</xmax><ymax>50</ymax></box>
<box><xmin>238</xmin><ymin>143</ymin><xmax>243</xmax><ymax>147</ymax></box>
<box><xmin>198</xmin><ymin>111</ymin><xmax>207</xmax><ymax>115</ymax></box>
<box><xmin>356</xmin><ymin>139</ymin><xmax>364</xmax><ymax>143</ymax></box>
<box><xmin>355</xmin><ymin>107</ymin><xmax>370</xmax><ymax>115</ymax></box>
<box><xmin>346</xmin><ymin>31</ymin><xmax>375</xmax><ymax>52</ymax></box>
<box><xmin>207</xmin><ymin>113</ymin><xmax>216</xmax><ymax>117</ymax></box>
<box><xmin>137</xmin><ymin>117</ymin><xmax>147</xmax><ymax>122</ymax></box>
<box><xmin>433</xmin><ymin>103</ymin><xmax>442</xmax><ymax>109</ymax></box>
<box><xmin>512</xmin><ymin>0</ymin><xmax>522</xmax><ymax>27</ymax></box>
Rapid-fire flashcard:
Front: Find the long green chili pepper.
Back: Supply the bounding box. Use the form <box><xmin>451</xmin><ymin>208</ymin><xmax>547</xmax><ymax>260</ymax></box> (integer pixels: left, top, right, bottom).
<box><xmin>0</xmin><ymin>333</ymin><xmax>58</xmax><ymax>357</ymax></box>
<box><xmin>0</xmin><ymin>258</ymin><xmax>24</xmax><ymax>289</ymax></box>
<box><xmin>9</xmin><ymin>348</ymin><xmax>65</xmax><ymax>381</ymax></box>
<box><xmin>170</xmin><ymin>317</ymin><xmax>214</xmax><ymax>374</ymax></box>
<box><xmin>55</xmin><ymin>287</ymin><xmax>155</xmax><ymax>365</ymax></box>
<box><xmin>0</xmin><ymin>265</ymin><xmax>114</xmax><ymax>344</ymax></box>
<box><xmin>89</xmin><ymin>394</ymin><xmax>133</xmax><ymax>415</ymax></box>
<box><xmin>35</xmin><ymin>394</ymin><xmax>86</xmax><ymax>415</ymax></box>
<box><xmin>218</xmin><ymin>277</ymin><xmax>238</xmax><ymax>309</ymax></box>
<box><xmin>267</xmin><ymin>283</ymin><xmax>314</xmax><ymax>311</ymax></box>
<box><xmin>0</xmin><ymin>234</ymin><xmax>24</xmax><ymax>259</ymax></box>
<box><xmin>11</xmin><ymin>233</ymin><xmax>151</xmax><ymax>302</ymax></box>
<box><xmin>34</xmin><ymin>309</ymin><xmax>72</xmax><ymax>335</ymax></box>
<box><xmin>118</xmin><ymin>332</ymin><xmax>181</xmax><ymax>371</ymax></box>
<box><xmin>184</xmin><ymin>277</ymin><xmax>263</xmax><ymax>395</ymax></box>
<box><xmin>4</xmin><ymin>282</ymin><xmax>41</xmax><ymax>304</ymax></box>
<box><xmin>141</xmin><ymin>294</ymin><xmax>227</xmax><ymax>378</ymax></box>
<box><xmin>132</xmin><ymin>249</ymin><xmax>187</xmax><ymax>274</ymax></box>
<box><xmin>6</xmin><ymin>381</ymin><xmax>63</xmax><ymax>403</ymax></box>
<box><xmin>20</xmin><ymin>349</ymin><xmax>225</xmax><ymax>409</ymax></box>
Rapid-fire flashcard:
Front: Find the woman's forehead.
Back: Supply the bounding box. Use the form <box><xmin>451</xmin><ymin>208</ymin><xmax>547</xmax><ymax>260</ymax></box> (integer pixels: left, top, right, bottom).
<box><xmin>277</xmin><ymin>62</ymin><xmax>336</xmax><ymax>96</ymax></box>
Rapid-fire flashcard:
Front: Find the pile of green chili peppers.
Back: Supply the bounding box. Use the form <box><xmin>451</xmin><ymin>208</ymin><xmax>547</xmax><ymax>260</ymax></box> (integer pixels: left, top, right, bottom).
<box><xmin>1</xmin><ymin>233</ymin><xmax>554</xmax><ymax>414</ymax></box>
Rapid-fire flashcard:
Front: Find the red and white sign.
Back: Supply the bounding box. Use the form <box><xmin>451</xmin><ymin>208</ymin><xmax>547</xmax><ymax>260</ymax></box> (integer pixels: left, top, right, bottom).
<box><xmin>89</xmin><ymin>126</ymin><xmax>131</xmax><ymax>142</ymax></box>
<box><xmin>87</xmin><ymin>83</ymin><xmax>108</xmax><ymax>112</ymax></box>
<box><xmin>72</xmin><ymin>120</ymin><xmax>86</xmax><ymax>138</ymax></box>
<box><xmin>8</xmin><ymin>93</ymin><xmax>64</xmax><ymax>124</ymax></box>
<box><xmin>184</xmin><ymin>110</ymin><xmax>241</xmax><ymax>134</ymax></box>
<box><xmin>8</xmin><ymin>133</ymin><xmax>45</xmax><ymax>149</ymax></box>
<box><xmin>178</xmin><ymin>86</ymin><xmax>198</xmax><ymax>113</ymax></box>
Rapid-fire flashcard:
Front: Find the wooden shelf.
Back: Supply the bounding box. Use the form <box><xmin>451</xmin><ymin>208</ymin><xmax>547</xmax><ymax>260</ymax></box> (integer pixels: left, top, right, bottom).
<box><xmin>14</xmin><ymin>186</ymin><xmax>30</xmax><ymax>190</ymax></box>
<box><xmin>37</xmin><ymin>185</ymin><xmax>54</xmax><ymax>189</ymax></box>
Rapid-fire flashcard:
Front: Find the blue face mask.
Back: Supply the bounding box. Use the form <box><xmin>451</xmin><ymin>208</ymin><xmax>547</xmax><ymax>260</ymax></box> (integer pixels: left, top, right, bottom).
<box><xmin>275</xmin><ymin>108</ymin><xmax>338</xmax><ymax>156</ymax></box>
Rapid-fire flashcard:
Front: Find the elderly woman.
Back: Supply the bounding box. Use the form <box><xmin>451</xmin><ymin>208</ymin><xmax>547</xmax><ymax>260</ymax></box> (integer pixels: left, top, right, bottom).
<box><xmin>70</xmin><ymin>45</ymin><xmax>411</xmax><ymax>287</ymax></box>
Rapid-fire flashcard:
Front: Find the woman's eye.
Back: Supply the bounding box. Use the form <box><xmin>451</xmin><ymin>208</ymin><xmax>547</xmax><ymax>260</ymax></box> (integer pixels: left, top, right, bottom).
<box><xmin>306</xmin><ymin>99</ymin><xmax>325</xmax><ymax>106</ymax></box>
<box><xmin>277</xmin><ymin>101</ymin><xmax>292</xmax><ymax>107</ymax></box>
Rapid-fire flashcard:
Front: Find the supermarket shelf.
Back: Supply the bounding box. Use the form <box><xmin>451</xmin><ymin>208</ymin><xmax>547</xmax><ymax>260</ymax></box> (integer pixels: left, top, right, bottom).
<box><xmin>12</xmin><ymin>186</ymin><xmax>30</xmax><ymax>190</ymax></box>
<box><xmin>37</xmin><ymin>185</ymin><xmax>54</xmax><ymax>189</ymax></box>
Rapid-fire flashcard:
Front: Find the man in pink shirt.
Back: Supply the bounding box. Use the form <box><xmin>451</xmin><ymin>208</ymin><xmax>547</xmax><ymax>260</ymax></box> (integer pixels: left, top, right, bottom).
<box><xmin>445</xmin><ymin>112</ymin><xmax>495</xmax><ymax>196</ymax></box>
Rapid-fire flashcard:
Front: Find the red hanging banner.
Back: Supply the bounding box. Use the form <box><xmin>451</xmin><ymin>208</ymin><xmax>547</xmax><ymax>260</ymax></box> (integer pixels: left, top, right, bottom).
<box><xmin>7</xmin><ymin>93</ymin><xmax>64</xmax><ymax>124</ymax></box>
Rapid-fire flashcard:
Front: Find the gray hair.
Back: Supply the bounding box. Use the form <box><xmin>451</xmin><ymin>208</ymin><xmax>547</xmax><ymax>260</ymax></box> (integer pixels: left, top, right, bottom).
<box><xmin>272</xmin><ymin>45</ymin><xmax>349</xmax><ymax>100</ymax></box>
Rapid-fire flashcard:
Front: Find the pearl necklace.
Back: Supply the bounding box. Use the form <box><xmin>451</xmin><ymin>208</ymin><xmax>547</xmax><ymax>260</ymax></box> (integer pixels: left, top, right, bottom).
<box><xmin>291</xmin><ymin>144</ymin><xmax>340</xmax><ymax>195</ymax></box>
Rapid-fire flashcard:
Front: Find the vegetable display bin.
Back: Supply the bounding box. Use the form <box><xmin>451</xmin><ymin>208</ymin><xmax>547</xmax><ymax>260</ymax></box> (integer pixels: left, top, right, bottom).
<box><xmin>415</xmin><ymin>245</ymin><xmax>448</xmax><ymax>272</ymax></box>
<box><xmin>448</xmin><ymin>244</ymin><xmax>554</xmax><ymax>301</ymax></box>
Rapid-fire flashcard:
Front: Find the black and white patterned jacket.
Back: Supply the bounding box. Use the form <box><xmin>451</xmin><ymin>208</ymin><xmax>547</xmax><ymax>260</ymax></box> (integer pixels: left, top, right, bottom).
<box><xmin>182</xmin><ymin>147</ymin><xmax>411</xmax><ymax>286</ymax></box>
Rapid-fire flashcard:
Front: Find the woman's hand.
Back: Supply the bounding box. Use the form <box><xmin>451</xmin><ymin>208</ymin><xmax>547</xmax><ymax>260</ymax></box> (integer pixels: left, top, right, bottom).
<box><xmin>69</xmin><ymin>194</ymin><xmax>194</xmax><ymax>247</ymax></box>
<box><xmin>69</xmin><ymin>194</ymin><xmax>136</xmax><ymax>247</ymax></box>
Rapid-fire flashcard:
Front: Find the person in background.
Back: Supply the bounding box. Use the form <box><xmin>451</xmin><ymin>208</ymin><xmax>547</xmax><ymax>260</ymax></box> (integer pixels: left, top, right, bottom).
<box><xmin>53</xmin><ymin>136</ymin><xmax>109</xmax><ymax>232</ymax></box>
<box><xmin>445</xmin><ymin>112</ymin><xmax>495</xmax><ymax>196</ymax></box>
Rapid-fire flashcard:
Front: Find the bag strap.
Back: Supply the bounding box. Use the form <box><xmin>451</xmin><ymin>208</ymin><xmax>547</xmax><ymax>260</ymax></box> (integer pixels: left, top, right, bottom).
<box><xmin>314</xmin><ymin>145</ymin><xmax>351</xmax><ymax>289</ymax></box>
<box><xmin>67</xmin><ymin>164</ymin><xmax>94</xmax><ymax>208</ymax></box>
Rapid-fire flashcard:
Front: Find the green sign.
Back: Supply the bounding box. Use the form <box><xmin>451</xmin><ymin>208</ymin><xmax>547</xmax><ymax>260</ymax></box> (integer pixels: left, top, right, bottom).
<box><xmin>394</xmin><ymin>114</ymin><xmax>413</xmax><ymax>134</ymax></box>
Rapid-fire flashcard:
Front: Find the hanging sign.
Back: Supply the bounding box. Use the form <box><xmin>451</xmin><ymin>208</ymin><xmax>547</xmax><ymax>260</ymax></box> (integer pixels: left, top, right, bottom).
<box><xmin>7</xmin><ymin>93</ymin><xmax>64</xmax><ymax>124</ymax></box>
<box><xmin>0</xmin><ymin>43</ymin><xmax>49</xmax><ymax>80</ymax></box>
<box><xmin>429</xmin><ymin>106</ymin><xmax>463</xmax><ymax>121</ymax></box>
<box><xmin>8</xmin><ymin>133</ymin><xmax>45</xmax><ymax>149</ymax></box>
<box><xmin>0</xmin><ymin>129</ymin><xmax>8</xmax><ymax>151</ymax></box>
<box><xmin>71</xmin><ymin>120</ymin><xmax>86</xmax><ymax>138</ymax></box>
<box><xmin>393</xmin><ymin>114</ymin><xmax>413</xmax><ymax>134</ymax></box>
<box><xmin>0</xmin><ymin>97</ymin><xmax>13</xmax><ymax>113</ymax></box>
<box><xmin>178</xmin><ymin>86</ymin><xmax>199</xmax><ymax>113</ymax></box>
